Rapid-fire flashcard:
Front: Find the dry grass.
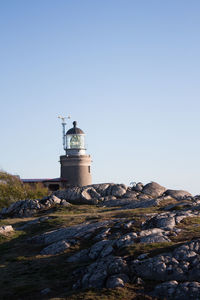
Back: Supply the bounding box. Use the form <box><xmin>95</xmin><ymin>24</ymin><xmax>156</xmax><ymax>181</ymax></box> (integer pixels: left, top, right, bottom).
<box><xmin>1</xmin><ymin>203</ymin><xmax>199</xmax><ymax>299</ymax></box>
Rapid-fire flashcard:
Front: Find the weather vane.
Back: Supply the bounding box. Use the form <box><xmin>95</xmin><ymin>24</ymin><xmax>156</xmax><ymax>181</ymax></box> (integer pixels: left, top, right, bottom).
<box><xmin>58</xmin><ymin>115</ymin><xmax>71</xmax><ymax>150</ymax></box>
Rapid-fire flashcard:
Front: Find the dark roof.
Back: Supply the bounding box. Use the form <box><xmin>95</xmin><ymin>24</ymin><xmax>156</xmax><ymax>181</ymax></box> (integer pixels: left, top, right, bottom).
<box><xmin>66</xmin><ymin>121</ymin><xmax>84</xmax><ymax>135</ymax></box>
<box><xmin>21</xmin><ymin>178</ymin><xmax>67</xmax><ymax>183</ymax></box>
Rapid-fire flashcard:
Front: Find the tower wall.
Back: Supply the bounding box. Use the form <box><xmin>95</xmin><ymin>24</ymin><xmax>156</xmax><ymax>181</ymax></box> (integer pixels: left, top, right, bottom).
<box><xmin>60</xmin><ymin>155</ymin><xmax>92</xmax><ymax>187</ymax></box>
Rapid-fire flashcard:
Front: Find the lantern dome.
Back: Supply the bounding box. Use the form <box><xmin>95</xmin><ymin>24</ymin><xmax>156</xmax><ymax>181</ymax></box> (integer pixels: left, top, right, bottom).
<box><xmin>66</xmin><ymin>121</ymin><xmax>84</xmax><ymax>135</ymax></box>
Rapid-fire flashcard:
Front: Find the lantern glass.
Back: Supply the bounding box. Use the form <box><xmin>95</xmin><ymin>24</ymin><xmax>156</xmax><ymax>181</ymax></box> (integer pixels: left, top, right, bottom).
<box><xmin>66</xmin><ymin>134</ymin><xmax>85</xmax><ymax>149</ymax></box>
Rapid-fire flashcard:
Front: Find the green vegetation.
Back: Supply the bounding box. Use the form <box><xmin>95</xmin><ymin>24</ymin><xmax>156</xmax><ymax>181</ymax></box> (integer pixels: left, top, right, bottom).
<box><xmin>0</xmin><ymin>171</ymin><xmax>49</xmax><ymax>209</ymax></box>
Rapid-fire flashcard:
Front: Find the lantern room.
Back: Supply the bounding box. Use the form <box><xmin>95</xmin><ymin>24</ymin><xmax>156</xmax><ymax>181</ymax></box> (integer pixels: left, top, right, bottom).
<box><xmin>65</xmin><ymin>121</ymin><xmax>86</xmax><ymax>156</ymax></box>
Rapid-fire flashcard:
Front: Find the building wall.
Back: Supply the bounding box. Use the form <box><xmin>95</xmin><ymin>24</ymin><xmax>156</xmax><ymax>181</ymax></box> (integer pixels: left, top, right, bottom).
<box><xmin>60</xmin><ymin>155</ymin><xmax>92</xmax><ymax>187</ymax></box>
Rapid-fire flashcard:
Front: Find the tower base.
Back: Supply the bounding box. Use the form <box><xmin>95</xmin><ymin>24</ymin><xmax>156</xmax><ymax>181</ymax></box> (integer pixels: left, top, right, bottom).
<box><xmin>60</xmin><ymin>155</ymin><xmax>92</xmax><ymax>187</ymax></box>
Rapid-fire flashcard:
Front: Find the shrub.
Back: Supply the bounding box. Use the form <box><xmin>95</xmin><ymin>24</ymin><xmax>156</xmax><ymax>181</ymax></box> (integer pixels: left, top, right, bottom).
<box><xmin>0</xmin><ymin>171</ymin><xmax>49</xmax><ymax>209</ymax></box>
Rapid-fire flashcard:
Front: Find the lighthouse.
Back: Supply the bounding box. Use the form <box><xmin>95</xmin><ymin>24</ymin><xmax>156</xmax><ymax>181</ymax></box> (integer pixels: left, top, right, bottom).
<box><xmin>59</xmin><ymin>119</ymin><xmax>92</xmax><ymax>187</ymax></box>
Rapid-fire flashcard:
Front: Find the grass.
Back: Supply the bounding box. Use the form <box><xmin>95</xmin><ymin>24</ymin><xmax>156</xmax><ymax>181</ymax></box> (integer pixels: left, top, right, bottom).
<box><xmin>1</xmin><ymin>202</ymin><xmax>200</xmax><ymax>299</ymax></box>
<box><xmin>116</xmin><ymin>241</ymin><xmax>177</xmax><ymax>258</ymax></box>
<box><xmin>172</xmin><ymin>216</ymin><xmax>200</xmax><ymax>242</ymax></box>
<box><xmin>64</xmin><ymin>285</ymin><xmax>154</xmax><ymax>300</ymax></box>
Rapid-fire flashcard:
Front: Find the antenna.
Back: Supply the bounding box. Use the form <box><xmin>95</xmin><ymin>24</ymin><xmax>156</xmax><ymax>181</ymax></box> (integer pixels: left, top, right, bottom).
<box><xmin>58</xmin><ymin>115</ymin><xmax>71</xmax><ymax>151</ymax></box>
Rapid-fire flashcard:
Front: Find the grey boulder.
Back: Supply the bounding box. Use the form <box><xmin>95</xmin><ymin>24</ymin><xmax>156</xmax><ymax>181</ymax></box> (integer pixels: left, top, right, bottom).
<box><xmin>81</xmin><ymin>187</ymin><xmax>100</xmax><ymax>204</ymax></box>
<box><xmin>81</xmin><ymin>255</ymin><xmax>128</xmax><ymax>289</ymax></box>
<box><xmin>142</xmin><ymin>182</ymin><xmax>166</xmax><ymax>198</ymax></box>
<box><xmin>154</xmin><ymin>281</ymin><xmax>200</xmax><ymax>300</ymax></box>
<box><xmin>106</xmin><ymin>276</ymin><xmax>125</xmax><ymax>288</ymax></box>
<box><xmin>165</xmin><ymin>189</ymin><xmax>192</xmax><ymax>199</ymax></box>
<box><xmin>40</xmin><ymin>240</ymin><xmax>71</xmax><ymax>255</ymax></box>
<box><xmin>110</xmin><ymin>184</ymin><xmax>127</xmax><ymax>197</ymax></box>
<box><xmin>0</xmin><ymin>225</ymin><xmax>14</xmax><ymax>235</ymax></box>
<box><xmin>30</xmin><ymin>220</ymin><xmax>113</xmax><ymax>245</ymax></box>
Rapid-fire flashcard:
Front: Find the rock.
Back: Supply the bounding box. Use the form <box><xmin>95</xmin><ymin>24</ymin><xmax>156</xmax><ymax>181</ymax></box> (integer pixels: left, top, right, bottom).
<box><xmin>116</xmin><ymin>232</ymin><xmax>137</xmax><ymax>248</ymax></box>
<box><xmin>135</xmin><ymin>277</ymin><xmax>144</xmax><ymax>285</ymax></box>
<box><xmin>142</xmin><ymin>182</ymin><xmax>166</xmax><ymax>198</ymax></box>
<box><xmin>54</xmin><ymin>183</ymin><xmax>128</xmax><ymax>203</ymax></box>
<box><xmin>137</xmin><ymin>253</ymin><xmax>149</xmax><ymax>260</ymax></box>
<box><xmin>81</xmin><ymin>187</ymin><xmax>100</xmax><ymax>203</ymax></box>
<box><xmin>140</xmin><ymin>234</ymin><xmax>171</xmax><ymax>244</ymax></box>
<box><xmin>0</xmin><ymin>225</ymin><xmax>14</xmax><ymax>235</ymax></box>
<box><xmin>139</xmin><ymin>227</ymin><xmax>172</xmax><ymax>244</ymax></box>
<box><xmin>123</xmin><ymin>220</ymin><xmax>135</xmax><ymax>229</ymax></box>
<box><xmin>107</xmin><ymin>256</ymin><xmax>128</xmax><ymax>275</ymax></box>
<box><xmin>93</xmin><ymin>228</ymin><xmax>111</xmax><ymax>241</ymax></box>
<box><xmin>134</xmin><ymin>182</ymin><xmax>144</xmax><ymax>192</ymax></box>
<box><xmin>154</xmin><ymin>280</ymin><xmax>178</xmax><ymax>298</ymax></box>
<box><xmin>55</xmin><ymin>186</ymin><xmax>82</xmax><ymax>203</ymax></box>
<box><xmin>173</xmin><ymin>245</ymin><xmax>197</xmax><ymax>261</ymax></box>
<box><xmin>81</xmin><ymin>255</ymin><xmax>128</xmax><ymax>289</ymax></box>
<box><xmin>139</xmin><ymin>228</ymin><xmax>165</xmax><ymax>237</ymax></box>
<box><xmin>143</xmin><ymin>211</ymin><xmax>195</xmax><ymax>231</ymax></box>
<box><xmin>89</xmin><ymin>240</ymin><xmax>114</xmax><ymax>260</ymax></box>
<box><xmin>91</xmin><ymin>183</ymin><xmax>110</xmax><ymax>196</ymax></box>
<box><xmin>0</xmin><ymin>207</ymin><xmax>8</xmax><ymax>215</ymax></box>
<box><xmin>67</xmin><ymin>239</ymin><xmax>114</xmax><ymax>263</ymax></box>
<box><xmin>67</xmin><ymin>249</ymin><xmax>89</xmax><ymax>263</ymax></box>
<box><xmin>104</xmin><ymin>195</ymin><xmax>117</xmax><ymax>201</ymax></box>
<box><xmin>101</xmin><ymin>244</ymin><xmax>114</xmax><ymax>258</ymax></box>
<box><xmin>165</xmin><ymin>189</ymin><xmax>192</xmax><ymax>199</ymax></box>
<box><xmin>103</xmin><ymin>198</ymin><xmax>137</xmax><ymax>207</ymax></box>
<box><xmin>154</xmin><ymin>281</ymin><xmax>200</xmax><ymax>300</ymax></box>
<box><xmin>123</xmin><ymin>191</ymin><xmax>138</xmax><ymax>199</ymax></box>
<box><xmin>41</xmin><ymin>288</ymin><xmax>51</xmax><ymax>295</ymax></box>
<box><xmin>0</xmin><ymin>199</ymin><xmax>42</xmax><ymax>217</ymax></box>
<box><xmin>40</xmin><ymin>240</ymin><xmax>71</xmax><ymax>255</ymax></box>
<box><xmin>123</xmin><ymin>198</ymin><xmax>161</xmax><ymax>210</ymax></box>
<box><xmin>137</xmin><ymin>193</ymin><xmax>153</xmax><ymax>201</ymax></box>
<box><xmin>30</xmin><ymin>220</ymin><xmax>113</xmax><ymax>245</ymax></box>
<box><xmin>5</xmin><ymin>200</ymin><xmax>23</xmax><ymax>214</ymax></box>
<box><xmin>0</xmin><ymin>182</ymin><xmax>195</xmax><ymax>220</ymax></box>
<box><xmin>131</xmin><ymin>238</ymin><xmax>200</xmax><ymax>282</ymax></box>
<box><xmin>49</xmin><ymin>195</ymin><xmax>61</xmax><ymax>204</ymax></box>
<box><xmin>143</xmin><ymin>213</ymin><xmax>176</xmax><ymax>230</ymax></box>
<box><xmin>106</xmin><ymin>276</ymin><xmax>125</xmax><ymax>288</ymax></box>
<box><xmin>110</xmin><ymin>184</ymin><xmax>127</xmax><ymax>197</ymax></box>
<box><xmin>60</xmin><ymin>200</ymin><xmax>71</xmax><ymax>206</ymax></box>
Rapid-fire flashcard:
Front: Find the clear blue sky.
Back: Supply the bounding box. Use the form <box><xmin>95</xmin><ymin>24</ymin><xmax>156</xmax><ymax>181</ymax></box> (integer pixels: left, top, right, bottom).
<box><xmin>0</xmin><ymin>0</ymin><xmax>200</xmax><ymax>194</ymax></box>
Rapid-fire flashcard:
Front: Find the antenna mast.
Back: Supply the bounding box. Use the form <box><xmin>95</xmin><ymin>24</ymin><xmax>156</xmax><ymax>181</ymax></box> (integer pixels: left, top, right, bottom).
<box><xmin>58</xmin><ymin>115</ymin><xmax>70</xmax><ymax>151</ymax></box>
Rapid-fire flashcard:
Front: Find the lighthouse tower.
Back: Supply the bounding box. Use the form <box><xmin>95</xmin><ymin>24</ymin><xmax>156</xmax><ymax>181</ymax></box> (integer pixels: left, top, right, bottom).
<box><xmin>59</xmin><ymin>120</ymin><xmax>92</xmax><ymax>187</ymax></box>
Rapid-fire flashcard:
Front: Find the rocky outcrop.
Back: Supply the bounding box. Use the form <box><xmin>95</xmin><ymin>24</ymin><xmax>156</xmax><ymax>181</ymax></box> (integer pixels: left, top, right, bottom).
<box><xmin>77</xmin><ymin>255</ymin><xmax>128</xmax><ymax>289</ymax></box>
<box><xmin>1</xmin><ymin>180</ymin><xmax>200</xmax><ymax>299</ymax></box>
<box><xmin>24</xmin><ymin>203</ymin><xmax>200</xmax><ymax>298</ymax></box>
<box><xmin>0</xmin><ymin>182</ymin><xmax>195</xmax><ymax>218</ymax></box>
<box><xmin>132</xmin><ymin>239</ymin><xmax>200</xmax><ymax>282</ymax></box>
<box><xmin>142</xmin><ymin>182</ymin><xmax>166</xmax><ymax>198</ymax></box>
<box><xmin>142</xmin><ymin>211</ymin><xmax>194</xmax><ymax>230</ymax></box>
<box><xmin>30</xmin><ymin>220</ymin><xmax>114</xmax><ymax>246</ymax></box>
<box><xmin>153</xmin><ymin>281</ymin><xmax>200</xmax><ymax>299</ymax></box>
<box><xmin>40</xmin><ymin>240</ymin><xmax>71</xmax><ymax>255</ymax></box>
<box><xmin>165</xmin><ymin>189</ymin><xmax>192</xmax><ymax>199</ymax></box>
